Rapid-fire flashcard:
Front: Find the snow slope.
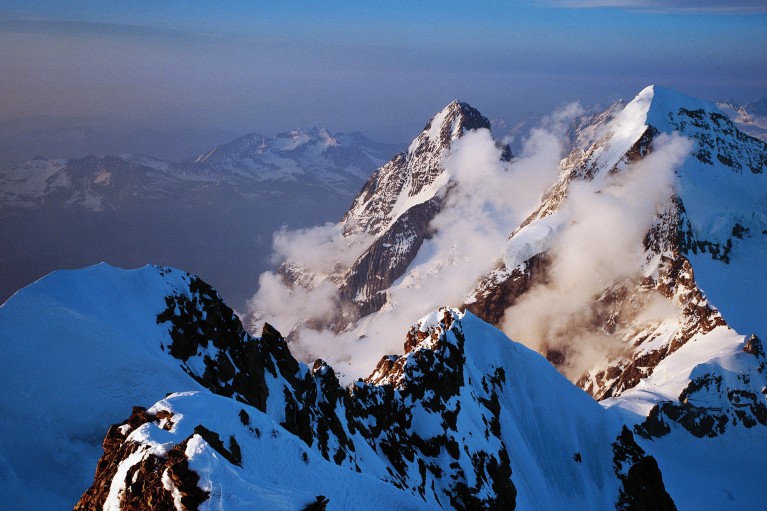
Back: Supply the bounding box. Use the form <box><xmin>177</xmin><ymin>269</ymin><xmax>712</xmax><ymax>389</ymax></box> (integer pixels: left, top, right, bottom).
<box><xmin>94</xmin><ymin>392</ymin><xmax>434</xmax><ymax>511</ymax></box>
<box><xmin>2</xmin><ymin>264</ymin><xmax>675</xmax><ymax>510</ymax></box>
<box><xmin>0</xmin><ymin>264</ymin><xmax>206</xmax><ymax>510</ymax></box>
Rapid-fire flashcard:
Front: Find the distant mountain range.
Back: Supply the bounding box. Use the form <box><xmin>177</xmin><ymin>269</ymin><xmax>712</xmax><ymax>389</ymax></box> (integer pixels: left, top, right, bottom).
<box><xmin>716</xmin><ymin>98</ymin><xmax>767</xmax><ymax>142</ymax></box>
<box><xmin>0</xmin><ymin>121</ymin><xmax>238</xmax><ymax>166</ymax></box>
<box><xmin>0</xmin><ymin>128</ymin><xmax>402</xmax><ymax>310</ymax></box>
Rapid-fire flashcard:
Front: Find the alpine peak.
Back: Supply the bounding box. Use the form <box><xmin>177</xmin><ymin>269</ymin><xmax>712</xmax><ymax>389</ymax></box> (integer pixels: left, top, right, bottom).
<box><xmin>408</xmin><ymin>99</ymin><xmax>491</xmax><ymax>155</ymax></box>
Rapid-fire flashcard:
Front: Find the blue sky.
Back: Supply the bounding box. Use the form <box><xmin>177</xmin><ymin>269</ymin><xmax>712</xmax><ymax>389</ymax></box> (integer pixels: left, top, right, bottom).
<box><xmin>1</xmin><ymin>1</ymin><xmax>765</xmax><ymax>141</ymax></box>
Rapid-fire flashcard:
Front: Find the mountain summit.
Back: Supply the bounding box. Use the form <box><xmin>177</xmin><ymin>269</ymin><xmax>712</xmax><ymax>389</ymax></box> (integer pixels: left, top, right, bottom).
<box><xmin>249</xmin><ymin>99</ymin><xmax>512</xmax><ymax>336</ymax></box>
<box><xmin>469</xmin><ymin>84</ymin><xmax>767</xmax><ymax>397</ymax></box>
<box><xmin>343</xmin><ymin>99</ymin><xmax>505</xmax><ymax>238</ymax></box>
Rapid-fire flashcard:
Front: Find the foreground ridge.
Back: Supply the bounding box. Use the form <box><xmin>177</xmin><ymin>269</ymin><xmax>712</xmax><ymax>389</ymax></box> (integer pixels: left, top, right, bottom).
<box><xmin>72</xmin><ymin>271</ymin><xmax>675</xmax><ymax>510</ymax></box>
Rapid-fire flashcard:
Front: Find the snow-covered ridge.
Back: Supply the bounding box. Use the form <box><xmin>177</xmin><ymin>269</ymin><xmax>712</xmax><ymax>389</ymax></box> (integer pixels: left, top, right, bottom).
<box><xmin>4</xmin><ymin>261</ymin><xmax>765</xmax><ymax>510</ymax></box>
<box><xmin>3</xmin><ymin>265</ymin><xmax>680</xmax><ymax>510</ymax></box>
<box><xmin>0</xmin><ymin>264</ymin><xmax>207</xmax><ymax>510</ymax></box>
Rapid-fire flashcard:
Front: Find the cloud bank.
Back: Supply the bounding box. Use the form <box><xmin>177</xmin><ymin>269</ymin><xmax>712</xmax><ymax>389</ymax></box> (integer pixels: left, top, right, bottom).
<box><xmin>247</xmin><ymin>102</ymin><xmax>695</xmax><ymax>384</ymax></box>
<box><xmin>248</xmin><ymin>105</ymin><xmax>585</xmax><ymax>381</ymax></box>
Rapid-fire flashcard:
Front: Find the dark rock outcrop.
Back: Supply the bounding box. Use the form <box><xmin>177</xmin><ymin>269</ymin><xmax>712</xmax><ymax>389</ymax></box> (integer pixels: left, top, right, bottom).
<box><xmin>612</xmin><ymin>426</ymin><xmax>677</xmax><ymax>511</ymax></box>
<box><xmin>82</xmin><ymin>297</ymin><xmax>520</xmax><ymax>510</ymax></box>
<box><xmin>74</xmin><ymin>407</ymin><xmax>208</xmax><ymax>511</ymax></box>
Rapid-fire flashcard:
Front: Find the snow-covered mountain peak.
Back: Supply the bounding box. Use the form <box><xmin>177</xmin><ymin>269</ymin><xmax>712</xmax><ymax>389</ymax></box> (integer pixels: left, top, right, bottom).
<box><xmin>343</xmin><ymin>99</ymin><xmax>499</xmax><ymax>239</ymax></box>
<box><xmin>574</xmin><ymin>85</ymin><xmax>730</xmax><ymax>180</ymax></box>
<box><xmin>642</xmin><ymin>85</ymin><xmax>719</xmax><ymax>130</ymax></box>
<box><xmin>463</xmin><ymin>85</ymin><xmax>766</xmax><ymax>404</ymax></box>
<box><xmin>408</xmin><ymin>99</ymin><xmax>491</xmax><ymax>155</ymax></box>
<box><xmin>615</xmin><ymin>85</ymin><xmax>766</xmax><ymax>175</ymax></box>
<box><xmin>254</xmin><ymin>101</ymin><xmax>513</xmax><ymax>337</ymax></box>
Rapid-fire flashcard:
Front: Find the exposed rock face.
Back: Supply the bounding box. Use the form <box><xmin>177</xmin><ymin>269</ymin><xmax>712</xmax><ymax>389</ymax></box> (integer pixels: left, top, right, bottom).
<box><xmin>260</xmin><ymin>100</ymin><xmax>512</xmax><ymax>335</ymax></box>
<box><xmin>154</xmin><ymin>270</ymin><xmax>360</xmax><ymax>463</ymax></box>
<box><xmin>342</xmin><ymin>100</ymin><xmax>495</xmax><ymax>239</ymax></box>
<box><xmin>465</xmin><ymin>253</ymin><xmax>549</xmax><ymax>325</ymax></box>
<box><xmin>74</xmin><ymin>407</ymin><xmax>208</xmax><ymax>511</ymax></box>
<box><xmin>636</xmin><ymin>338</ymin><xmax>767</xmax><ymax>439</ymax></box>
<box><xmin>578</xmin><ymin>207</ymin><xmax>727</xmax><ymax>400</ymax></box>
<box><xmin>568</xmin><ymin>103</ymin><xmax>765</xmax><ymax>399</ymax></box>
<box><xmin>161</xmin><ymin>290</ymin><xmax>518</xmax><ymax>508</ymax></box>
<box><xmin>331</xmin><ymin>101</ymin><xmax>498</xmax><ymax>325</ymax></box>
<box><xmin>466</xmin><ymin>86</ymin><xmax>767</xmax><ymax>407</ymax></box>
<box><xmin>338</xmin><ymin>196</ymin><xmax>441</xmax><ymax>319</ymax></box>
<box><xmin>356</xmin><ymin>310</ymin><xmax>517</xmax><ymax>510</ymax></box>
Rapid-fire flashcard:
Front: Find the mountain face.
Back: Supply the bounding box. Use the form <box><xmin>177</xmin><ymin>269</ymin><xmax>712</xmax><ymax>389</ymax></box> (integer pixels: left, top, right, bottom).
<box><xmin>334</xmin><ymin>101</ymin><xmax>512</xmax><ymax>322</ymax></box>
<box><xmin>4</xmin><ymin>87</ymin><xmax>767</xmax><ymax>510</ymax></box>
<box><xmin>249</xmin><ymin>87</ymin><xmax>767</xmax><ymax>399</ymax></box>
<box><xmin>253</xmin><ymin>100</ymin><xmax>512</xmax><ymax>335</ymax></box>
<box><xmin>2</xmin><ymin>264</ymin><xmax>680</xmax><ymax>511</ymax></box>
<box><xmin>241</xmin><ymin>87</ymin><xmax>767</xmax><ymax>508</ymax></box>
<box><xmin>0</xmin><ymin>129</ymin><xmax>399</xmax><ymax>311</ymax></box>
<box><xmin>468</xmin><ymin>86</ymin><xmax>767</xmax><ymax>400</ymax></box>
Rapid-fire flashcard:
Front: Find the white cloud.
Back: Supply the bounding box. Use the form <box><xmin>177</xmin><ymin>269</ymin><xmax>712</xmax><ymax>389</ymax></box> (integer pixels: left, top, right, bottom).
<box><xmin>253</xmin><ymin>104</ymin><xmax>585</xmax><ymax>382</ymax></box>
<box><xmin>246</xmin><ymin>104</ymin><xmax>695</xmax><ymax>385</ymax></box>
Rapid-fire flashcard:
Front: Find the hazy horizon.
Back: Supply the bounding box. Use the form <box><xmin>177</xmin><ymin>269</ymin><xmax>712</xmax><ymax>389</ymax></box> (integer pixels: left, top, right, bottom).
<box><xmin>1</xmin><ymin>1</ymin><xmax>765</xmax><ymax>145</ymax></box>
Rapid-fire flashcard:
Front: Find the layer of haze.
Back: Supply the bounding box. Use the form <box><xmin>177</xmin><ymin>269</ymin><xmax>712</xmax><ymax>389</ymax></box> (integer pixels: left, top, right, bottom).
<box><xmin>1</xmin><ymin>1</ymin><xmax>766</xmax><ymax>143</ymax></box>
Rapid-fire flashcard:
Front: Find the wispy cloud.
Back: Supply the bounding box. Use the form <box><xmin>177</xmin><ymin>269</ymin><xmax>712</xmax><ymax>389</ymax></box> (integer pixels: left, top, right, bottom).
<box><xmin>538</xmin><ymin>0</ymin><xmax>767</xmax><ymax>13</ymax></box>
<box><xmin>0</xmin><ymin>14</ymin><xmax>201</xmax><ymax>42</ymax></box>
